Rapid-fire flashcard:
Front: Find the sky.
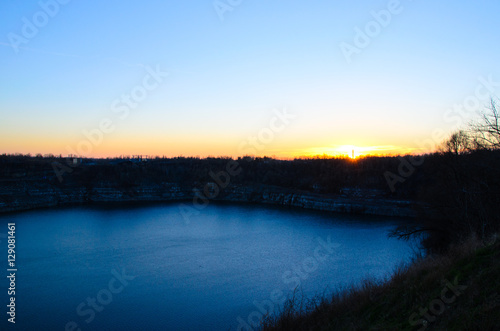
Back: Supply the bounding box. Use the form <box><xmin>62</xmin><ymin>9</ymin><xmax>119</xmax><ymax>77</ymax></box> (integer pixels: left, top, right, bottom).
<box><xmin>1</xmin><ymin>0</ymin><xmax>499</xmax><ymax>158</ymax></box>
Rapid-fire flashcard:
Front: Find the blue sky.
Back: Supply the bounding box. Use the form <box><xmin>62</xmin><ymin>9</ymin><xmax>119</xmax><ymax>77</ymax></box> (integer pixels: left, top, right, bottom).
<box><xmin>1</xmin><ymin>0</ymin><xmax>499</xmax><ymax>157</ymax></box>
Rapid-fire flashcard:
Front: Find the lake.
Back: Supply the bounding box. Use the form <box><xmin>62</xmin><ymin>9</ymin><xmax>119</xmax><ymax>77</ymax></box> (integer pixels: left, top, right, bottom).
<box><xmin>0</xmin><ymin>203</ymin><xmax>414</xmax><ymax>330</ymax></box>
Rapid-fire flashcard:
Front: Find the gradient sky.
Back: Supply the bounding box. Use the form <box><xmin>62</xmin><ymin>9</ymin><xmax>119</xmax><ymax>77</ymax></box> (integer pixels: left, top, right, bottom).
<box><xmin>1</xmin><ymin>0</ymin><xmax>499</xmax><ymax>158</ymax></box>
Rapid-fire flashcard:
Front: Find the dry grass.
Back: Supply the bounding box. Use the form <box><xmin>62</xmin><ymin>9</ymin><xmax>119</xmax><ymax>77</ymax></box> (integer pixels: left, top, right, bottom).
<box><xmin>261</xmin><ymin>234</ymin><xmax>500</xmax><ymax>331</ymax></box>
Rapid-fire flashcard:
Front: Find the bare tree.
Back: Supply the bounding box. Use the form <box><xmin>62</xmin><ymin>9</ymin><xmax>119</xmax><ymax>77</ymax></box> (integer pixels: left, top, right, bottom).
<box><xmin>440</xmin><ymin>130</ymin><xmax>473</xmax><ymax>155</ymax></box>
<box><xmin>471</xmin><ymin>99</ymin><xmax>500</xmax><ymax>149</ymax></box>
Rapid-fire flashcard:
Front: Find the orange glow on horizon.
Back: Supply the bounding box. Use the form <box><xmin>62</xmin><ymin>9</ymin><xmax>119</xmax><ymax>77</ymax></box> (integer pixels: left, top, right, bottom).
<box><xmin>288</xmin><ymin>145</ymin><xmax>424</xmax><ymax>159</ymax></box>
<box><xmin>0</xmin><ymin>133</ymin><xmax>432</xmax><ymax>159</ymax></box>
<box><xmin>0</xmin><ymin>144</ymin><xmax>429</xmax><ymax>159</ymax></box>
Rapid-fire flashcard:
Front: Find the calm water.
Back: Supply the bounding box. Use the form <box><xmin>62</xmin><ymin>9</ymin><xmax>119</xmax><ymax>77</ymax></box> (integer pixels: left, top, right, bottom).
<box><xmin>0</xmin><ymin>203</ymin><xmax>413</xmax><ymax>330</ymax></box>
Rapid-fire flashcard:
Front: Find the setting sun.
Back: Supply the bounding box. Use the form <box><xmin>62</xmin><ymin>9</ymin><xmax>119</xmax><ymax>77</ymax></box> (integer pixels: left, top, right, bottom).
<box><xmin>298</xmin><ymin>145</ymin><xmax>401</xmax><ymax>159</ymax></box>
<box><xmin>337</xmin><ymin>145</ymin><xmax>360</xmax><ymax>159</ymax></box>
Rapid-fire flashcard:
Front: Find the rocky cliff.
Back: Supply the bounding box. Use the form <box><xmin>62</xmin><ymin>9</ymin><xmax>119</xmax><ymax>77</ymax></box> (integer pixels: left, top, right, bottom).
<box><xmin>0</xmin><ymin>182</ymin><xmax>416</xmax><ymax>217</ymax></box>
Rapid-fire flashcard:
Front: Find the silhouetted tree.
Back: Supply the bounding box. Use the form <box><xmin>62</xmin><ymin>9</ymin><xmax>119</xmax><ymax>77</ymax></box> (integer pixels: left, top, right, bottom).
<box><xmin>439</xmin><ymin>130</ymin><xmax>473</xmax><ymax>155</ymax></box>
<box><xmin>471</xmin><ymin>99</ymin><xmax>500</xmax><ymax>149</ymax></box>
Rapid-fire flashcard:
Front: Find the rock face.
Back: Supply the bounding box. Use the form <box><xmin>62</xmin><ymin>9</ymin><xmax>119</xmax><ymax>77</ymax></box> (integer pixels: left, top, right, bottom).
<box><xmin>214</xmin><ymin>185</ymin><xmax>416</xmax><ymax>217</ymax></box>
<box><xmin>0</xmin><ymin>182</ymin><xmax>416</xmax><ymax>218</ymax></box>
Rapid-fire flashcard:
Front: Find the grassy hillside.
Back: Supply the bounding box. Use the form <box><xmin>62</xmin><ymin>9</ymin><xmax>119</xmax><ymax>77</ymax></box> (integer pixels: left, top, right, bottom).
<box><xmin>262</xmin><ymin>236</ymin><xmax>500</xmax><ymax>330</ymax></box>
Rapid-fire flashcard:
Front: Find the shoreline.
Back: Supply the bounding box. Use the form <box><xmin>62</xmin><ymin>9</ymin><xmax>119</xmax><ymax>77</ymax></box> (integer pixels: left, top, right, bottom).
<box><xmin>0</xmin><ymin>184</ymin><xmax>417</xmax><ymax>217</ymax></box>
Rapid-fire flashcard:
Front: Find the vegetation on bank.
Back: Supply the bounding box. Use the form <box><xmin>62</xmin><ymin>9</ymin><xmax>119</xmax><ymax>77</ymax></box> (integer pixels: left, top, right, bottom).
<box><xmin>261</xmin><ymin>236</ymin><xmax>500</xmax><ymax>331</ymax></box>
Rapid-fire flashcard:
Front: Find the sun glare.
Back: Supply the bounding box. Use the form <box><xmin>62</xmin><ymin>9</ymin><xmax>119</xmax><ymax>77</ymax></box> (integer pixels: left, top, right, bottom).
<box><xmin>337</xmin><ymin>145</ymin><xmax>359</xmax><ymax>159</ymax></box>
<box><xmin>293</xmin><ymin>144</ymin><xmax>417</xmax><ymax>159</ymax></box>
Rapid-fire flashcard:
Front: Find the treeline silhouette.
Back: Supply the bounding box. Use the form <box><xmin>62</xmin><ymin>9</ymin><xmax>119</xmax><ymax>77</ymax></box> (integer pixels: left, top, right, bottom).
<box><xmin>392</xmin><ymin>101</ymin><xmax>500</xmax><ymax>252</ymax></box>
<box><xmin>0</xmin><ymin>153</ymin><xmax>423</xmax><ymax>197</ymax></box>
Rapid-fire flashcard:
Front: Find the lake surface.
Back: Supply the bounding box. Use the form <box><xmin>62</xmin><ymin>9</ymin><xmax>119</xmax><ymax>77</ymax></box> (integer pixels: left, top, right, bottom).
<box><xmin>0</xmin><ymin>203</ymin><xmax>414</xmax><ymax>330</ymax></box>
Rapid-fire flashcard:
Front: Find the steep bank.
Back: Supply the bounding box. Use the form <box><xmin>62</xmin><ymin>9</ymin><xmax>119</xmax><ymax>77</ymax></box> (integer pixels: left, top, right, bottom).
<box><xmin>262</xmin><ymin>237</ymin><xmax>500</xmax><ymax>330</ymax></box>
<box><xmin>0</xmin><ymin>182</ymin><xmax>416</xmax><ymax>217</ymax></box>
